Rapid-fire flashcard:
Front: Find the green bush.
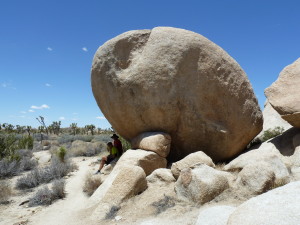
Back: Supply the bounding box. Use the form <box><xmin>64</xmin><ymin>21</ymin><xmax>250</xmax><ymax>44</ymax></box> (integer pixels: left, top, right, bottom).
<box><xmin>18</xmin><ymin>135</ymin><xmax>33</xmax><ymax>150</ymax></box>
<box><xmin>57</xmin><ymin>147</ymin><xmax>66</xmax><ymax>162</ymax></box>
<box><xmin>261</xmin><ymin>126</ymin><xmax>284</xmax><ymax>142</ymax></box>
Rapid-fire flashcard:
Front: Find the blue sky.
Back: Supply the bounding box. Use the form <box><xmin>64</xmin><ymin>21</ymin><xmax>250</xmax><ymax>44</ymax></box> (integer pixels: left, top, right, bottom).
<box><xmin>1</xmin><ymin>0</ymin><xmax>299</xmax><ymax>128</ymax></box>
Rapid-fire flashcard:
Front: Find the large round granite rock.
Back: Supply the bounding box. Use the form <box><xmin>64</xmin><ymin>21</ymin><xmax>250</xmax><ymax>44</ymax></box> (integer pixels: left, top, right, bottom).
<box><xmin>265</xmin><ymin>58</ymin><xmax>300</xmax><ymax>128</ymax></box>
<box><xmin>91</xmin><ymin>27</ymin><xmax>263</xmax><ymax>162</ymax></box>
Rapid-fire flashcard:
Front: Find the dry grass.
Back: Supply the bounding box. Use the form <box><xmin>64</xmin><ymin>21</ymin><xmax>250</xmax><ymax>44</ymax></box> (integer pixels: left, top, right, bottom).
<box><xmin>83</xmin><ymin>173</ymin><xmax>102</xmax><ymax>196</ymax></box>
<box><xmin>0</xmin><ymin>180</ymin><xmax>12</xmax><ymax>204</ymax></box>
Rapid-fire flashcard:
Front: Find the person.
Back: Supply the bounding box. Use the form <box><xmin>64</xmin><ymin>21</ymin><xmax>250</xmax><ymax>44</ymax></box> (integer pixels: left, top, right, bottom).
<box><xmin>95</xmin><ymin>142</ymin><xmax>118</xmax><ymax>174</ymax></box>
<box><xmin>111</xmin><ymin>134</ymin><xmax>123</xmax><ymax>156</ymax></box>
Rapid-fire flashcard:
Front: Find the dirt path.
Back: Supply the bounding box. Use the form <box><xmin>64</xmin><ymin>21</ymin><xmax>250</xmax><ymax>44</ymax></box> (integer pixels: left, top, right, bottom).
<box><xmin>29</xmin><ymin>157</ymin><xmax>96</xmax><ymax>225</ymax></box>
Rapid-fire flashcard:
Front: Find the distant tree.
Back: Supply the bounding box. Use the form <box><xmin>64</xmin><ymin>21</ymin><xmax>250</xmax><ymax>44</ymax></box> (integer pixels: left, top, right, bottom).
<box><xmin>36</xmin><ymin>116</ymin><xmax>49</xmax><ymax>135</ymax></box>
<box><xmin>16</xmin><ymin>125</ymin><xmax>25</xmax><ymax>134</ymax></box>
<box><xmin>85</xmin><ymin>124</ymin><xmax>96</xmax><ymax>135</ymax></box>
<box><xmin>26</xmin><ymin>126</ymin><xmax>32</xmax><ymax>136</ymax></box>
<box><xmin>50</xmin><ymin>121</ymin><xmax>61</xmax><ymax>135</ymax></box>
<box><xmin>70</xmin><ymin>123</ymin><xmax>78</xmax><ymax>136</ymax></box>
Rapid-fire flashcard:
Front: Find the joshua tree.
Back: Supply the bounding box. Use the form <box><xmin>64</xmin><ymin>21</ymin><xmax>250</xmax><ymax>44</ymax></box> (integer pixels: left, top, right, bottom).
<box><xmin>85</xmin><ymin>124</ymin><xmax>96</xmax><ymax>135</ymax></box>
<box><xmin>50</xmin><ymin>121</ymin><xmax>61</xmax><ymax>135</ymax></box>
<box><xmin>26</xmin><ymin>126</ymin><xmax>32</xmax><ymax>136</ymax></box>
<box><xmin>16</xmin><ymin>125</ymin><xmax>25</xmax><ymax>134</ymax></box>
<box><xmin>70</xmin><ymin>123</ymin><xmax>78</xmax><ymax>136</ymax></box>
<box><xmin>36</xmin><ymin>116</ymin><xmax>49</xmax><ymax>135</ymax></box>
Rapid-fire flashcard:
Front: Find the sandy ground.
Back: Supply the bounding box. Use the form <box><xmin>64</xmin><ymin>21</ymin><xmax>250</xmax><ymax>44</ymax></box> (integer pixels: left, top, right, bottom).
<box><xmin>0</xmin><ymin>153</ymin><xmax>100</xmax><ymax>225</ymax></box>
<box><xmin>0</xmin><ymin>151</ymin><xmax>241</xmax><ymax>225</ymax></box>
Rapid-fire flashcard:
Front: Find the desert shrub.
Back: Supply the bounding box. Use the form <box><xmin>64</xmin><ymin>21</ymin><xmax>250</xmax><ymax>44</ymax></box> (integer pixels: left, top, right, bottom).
<box><xmin>74</xmin><ymin>135</ymin><xmax>93</xmax><ymax>142</ymax></box>
<box><xmin>119</xmin><ymin>136</ymin><xmax>131</xmax><ymax>152</ymax></box>
<box><xmin>28</xmin><ymin>179</ymin><xmax>66</xmax><ymax>207</ymax></box>
<box><xmin>0</xmin><ymin>159</ymin><xmax>20</xmax><ymax>178</ymax></box>
<box><xmin>92</xmin><ymin>134</ymin><xmax>111</xmax><ymax>143</ymax></box>
<box><xmin>28</xmin><ymin>186</ymin><xmax>53</xmax><ymax>206</ymax></box>
<box><xmin>18</xmin><ymin>135</ymin><xmax>34</xmax><ymax>150</ymax></box>
<box><xmin>105</xmin><ymin>205</ymin><xmax>120</xmax><ymax>220</ymax></box>
<box><xmin>70</xmin><ymin>141</ymin><xmax>105</xmax><ymax>157</ymax></box>
<box><xmin>57</xmin><ymin>147</ymin><xmax>67</xmax><ymax>162</ymax></box>
<box><xmin>57</xmin><ymin>134</ymin><xmax>74</xmax><ymax>144</ymax></box>
<box><xmin>0</xmin><ymin>134</ymin><xmax>18</xmax><ymax>160</ymax></box>
<box><xmin>16</xmin><ymin>156</ymin><xmax>76</xmax><ymax>190</ymax></box>
<box><xmin>83</xmin><ymin>173</ymin><xmax>102</xmax><ymax>196</ymax></box>
<box><xmin>33</xmin><ymin>133</ymin><xmax>49</xmax><ymax>142</ymax></box>
<box><xmin>16</xmin><ymin>149</ymin><xmax>33</xmax><ymax>158</ymax></box>
<box><xmin>152</xmin><ymin>195</ymin><xmax>176</xmax><ymax>214</ymax></box>
<box><xmin>261</xmin><ymin>126</ymin><xmax>284</xmax><ymax>142</ymax></box>
<box><xmin>51</xmin><ymin>179</ymin><xmax>66</xmax><ymax>199</ymax></box>
<box><xmin>20</xmin><ymin>157</ymin><xmax>38</xmax><ymax>171</ymax></box>
<box><xmin>0</xmin><ymin>180</ymin><xmax>12</xmax><ymax>204</ymax></box>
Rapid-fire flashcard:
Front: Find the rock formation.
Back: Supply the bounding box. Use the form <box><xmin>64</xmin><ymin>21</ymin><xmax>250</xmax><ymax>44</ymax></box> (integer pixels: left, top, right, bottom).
<box><xmin>265</xmin><ymin>58</ymin><xmax>300</xmax><ymax>128</ymax></box>
<box><xmin>91</xmin><ymin>27</ymin><xmax>263</xmax><ymax>162</ymax></box>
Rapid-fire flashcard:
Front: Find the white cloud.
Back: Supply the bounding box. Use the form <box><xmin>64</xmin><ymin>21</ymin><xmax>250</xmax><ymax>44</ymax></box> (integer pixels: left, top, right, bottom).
<box><xmin>47</xmin><ymin>47</ymin><xmax>53</xmax><ymax>51</ymax></box>
<box><xmin>30</xmin><ymin>104</ymin><xmax>50</xmax><ymax>110</ymax></box>
<box><xmin>1</xmin><ymin>83</ymin><xmax>8</xmax><ymax>88</ymax></box>
<box><xmin>20</xmin><ymin>111</ymin><xmax>26</xmax><ymax>114</ymax></box>
<box><xmin>59</xmin><ymin>116</ymin><xmax>65</xmax><ymax>120</ymax></box>
<box><xmin>72</xmin><ymin>112</ymin><xmax>78</xmax><ymax>115</ymax></box>
<box><xmin>28</xmin><ymin>109</ymin><xmax>35</xmax><ymax>112</ymax></box>
<box><xmin>96</xmin><ymin>116</ymin><xmax>106</xmax><ymax>120</ymax></box>
<box><xmin>45</xmin><ymin>83</ymin><xmax>51</xmax><ymax>87</ymax></box>
<box><xmin>20</xmin><ymin>115</ymin><xmax>25</xmax><ymax>118</ymax></box>
<box><xmin>82</xmin><ymin>47</ymin><xmax>88</xmax><ymax>52</ymax></box>
<box><xmin>71</xmin><ymin>118</ymin><xmax>78</xmax><ymax>121</ymax></box>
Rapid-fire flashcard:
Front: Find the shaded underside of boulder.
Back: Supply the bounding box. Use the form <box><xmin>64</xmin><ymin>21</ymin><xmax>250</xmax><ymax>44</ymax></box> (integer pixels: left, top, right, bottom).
<box><xmin>265</xmin><ymin>58</ymin><xmax>300</xmax><ymax>128</ymax></box>
<box><xmin>91</xmin><ymin>26</ymin><xmax>263</xmax><ymax>162</ymax></box>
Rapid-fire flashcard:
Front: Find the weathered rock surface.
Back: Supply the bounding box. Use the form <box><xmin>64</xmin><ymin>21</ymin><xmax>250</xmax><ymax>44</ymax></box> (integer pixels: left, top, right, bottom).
<box><xmin>131</xmin><ymin>132</ymin><xmax>171</xmax><ymax>158</ymax></box>
<box><xmin>265</xmin><ymin>58</ymin><xmax>300</xmax><ymax>128</ymax></box>
<box><xmin>260</xmin><ymin>100</ymin><xmax>292</xmax><ymax>133</ymax></box>
<box><xmin>175</xmin><ymin>164</ymin><xmax>229</xmax><ymax>204</ymax></box>
<box><xmin>235</xmin><ymin>162</ymin><xmax>275</xmax><ymax>194</ymax></box>
<box><xmin>88</xmin><ymin>165</ymin><xmax>147</xmax><ymax>220</ymax></box>
<box><xmin>115</xmin><ymin>149</ymin><xmax>167</xmax><ymax>176</ymax></box>
<box><xmin>227</xmin><ymin>181</ymin><xmax>300</xmax><ymax>225</ymax></box>
<box><xmin>147</xmin><ymin>168</ymin><xmax>175</xmax><ymax>184</ymax></box>
<box><xmin>196</xmin><ymin>205</ymin><xmax>236</xmax><ymax>225</ymax></box>
<box><xmin>224</xmin><ymin>143</ymin><xmax>290</xmax><ymax>182</ymax></box>
<box><xmin>171</xmin><ymin>151</ymin><xmax>215</xmax><ymax>179</ymax></box>
<box><xmin>91</xmin><ymin>26</ymin><xmax>263</xmax><ymax>161</ymax></box>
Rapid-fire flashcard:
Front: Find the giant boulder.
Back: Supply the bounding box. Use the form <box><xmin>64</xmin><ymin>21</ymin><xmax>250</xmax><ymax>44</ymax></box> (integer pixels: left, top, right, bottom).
<box><xmin>91</xmin><ymin>27</ymin><xmax>263</xmax><ymax>161</ymax></box>
<box><xmin>265</xmin><ymin>58</ymin><xmax>300</xmax><ymax>128</ymax></box>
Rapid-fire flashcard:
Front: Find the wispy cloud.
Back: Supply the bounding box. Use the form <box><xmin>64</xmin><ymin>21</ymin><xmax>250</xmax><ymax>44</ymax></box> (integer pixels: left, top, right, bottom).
<box><xmin>31</xmin><ymin>104</ymin><xmax>50</xmax><ymax>110</ymax></box>
<box><xmin>20</xmin><ymin>111</ymin><xmax>27</xmax><ymax>114</ymax></box>
<box><xmin>82</xmin><ymin>47</ymin><xmax>88</xmax><ymax>52</ymax></box>
<box><xmin>28</xmin><ymin>109</ymin><xmax>35</xmax><ymax>112</ymax></box>
<box><xmin>1</xmin><ymin>82</ymin><xmax>16</xmax><ymax>90</ymax></box>
<box><xmin>72</xmin><ymin>112</ymin><xmax>78</xmax><ymax>115</ymax></box>
<box><xmin>59</xmin><ymin>116</ymin><xmax>65</xmax><ymax>120</ymax></box>
<box><xmin>96</xmin><ymin>116</ymin><xmax>105</xmax><ymax>120</ymax></box>
<box><xmin>71</xmin><ymin>118</ymin><xmax>78</xmax><ymax>121</ymax></box>
<box><xmin>45</xmin><ymin>83</ymin><xmax>51</xmax><ymax>87</ymax></box>
<box><xmin>47</xmin><ymin>47</ymin><xmax>53</xmax><ymax>51</ymax></box>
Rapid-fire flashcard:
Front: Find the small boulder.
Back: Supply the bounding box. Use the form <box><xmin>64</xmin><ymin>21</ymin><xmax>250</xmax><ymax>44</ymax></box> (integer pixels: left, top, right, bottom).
<box><xmin>115</xmin><ymin>149</ymin><xmax>167</xmax><ymax>176</ymax></box>
<box><xmin>235</xmin><ymin>162</ymin><xmax>275</xmax><ymax>194</ymax></box>
<box><xmin>224</xmin><ymin>144</ymin><xmax>290</xmax><ymax>183</ymax></box>
<box><xmin>147</xmin><ymin>168</ymin><xmax>175</xmax><ymax>184</ymax></box>
<box><xmin>131</xmin><ymin>132</ymin><xmax>171</xmax><ymax>158</ymax></box>
<box><xmin>196</xmin><ymin>205</ymin><xmax>236</xmax><ymax>225</ymax></box>
<box><xmin>265</xmin><ymin>58</ymin><xmax>300</xmax><ymax>127</ymax></box>
<box><xmin>88</xmin><ymin>165</ymin><xmax>147</xmax><ymax>220</ymax></box>
<box><xmin>227</xmin><ymin>181</ymin><xmax>300</xmax><ymax>225</ymax></box>
<box><xmin>171</xmin><ymin>151</ymin><xmax>215</xmax><ymax>179</ymax></box>
<box><xmin>175</xmin><ymin>164</ymin><xmax>229</xmax><ymax>204</ymax></box>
